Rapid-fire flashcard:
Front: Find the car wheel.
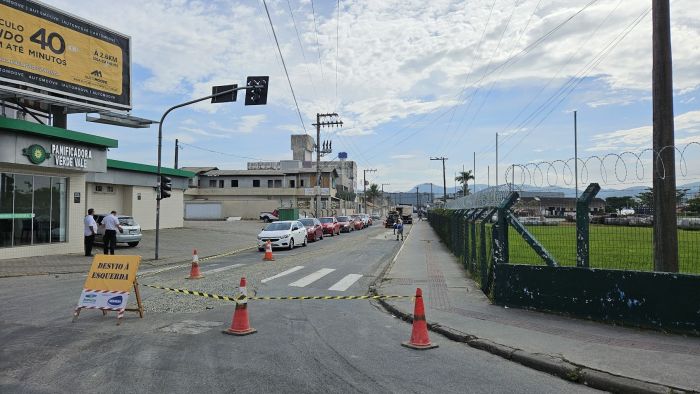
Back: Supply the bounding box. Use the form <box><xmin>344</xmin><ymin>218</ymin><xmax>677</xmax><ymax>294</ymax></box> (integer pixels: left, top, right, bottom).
<box><xmin>264</xmin><ymin>217</ymin><xmax>270</xmax><ymax>223</ymax></box>
<box><xmin>303</xmin><ymin>236</ymin><xmax>307</xmax><ymax>247</ymax></box>
<box><xmin>288</xmin><ymin>238</ymin><xmax>294</xmax><ymax>250</ymax></box>
<box><xmin>127</xmin><ymin>242</ymin><xmax>139</xmax><ymax>247</ymax></box>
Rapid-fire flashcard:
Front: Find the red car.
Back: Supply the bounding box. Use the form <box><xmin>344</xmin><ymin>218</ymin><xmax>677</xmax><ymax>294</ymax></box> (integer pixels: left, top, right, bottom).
<box><xmin>337</xmin><ymin>216</ymin><xmax>354</xmax><ymax>233</ymax></box>
<box><xmin>319</xmin><ymin>217</ymin><xmax>340</xmax><ymax>236</ymax></box>
<box><xmin>299</xmin><ymin>218</ymin><xmax>323</xmax><ymax>242</ymax></box>
<box><xmin>350</xmin><ymin>215</ymin><xmax>364</xmax><ymax>231</ymax></box>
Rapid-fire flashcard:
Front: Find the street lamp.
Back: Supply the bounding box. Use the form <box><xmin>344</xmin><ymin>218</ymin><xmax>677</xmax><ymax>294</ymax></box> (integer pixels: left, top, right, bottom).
<box><xmin>155</xmin><ymin>76</ymin><xmax>269</xmax><ymax>259</ymax></box>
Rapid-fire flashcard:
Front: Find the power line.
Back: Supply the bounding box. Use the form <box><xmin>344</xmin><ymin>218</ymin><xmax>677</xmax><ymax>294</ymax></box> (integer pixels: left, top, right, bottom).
<box><xmin>262</xmin><ymin>0</ymin><xmax>308</xmax><ymax>134</ymax></box>
<box><xmin>310</xmin><ymin>0</ymin><xmax>326</xmax><ymax>93</ymax></box>
<box><xmin>500</xmin><ymin>5</ymin><xmax>652</xmax><ymax>161</ymax></box>
<box><xmin>286</xmin><ymin>0</ymin><xmax>319</xmax><ymax>99</ymax></box>
<box><xmin>178</xmin><ymin>142</ymin><xmax>272</xmax><ymax>161</ymax></box>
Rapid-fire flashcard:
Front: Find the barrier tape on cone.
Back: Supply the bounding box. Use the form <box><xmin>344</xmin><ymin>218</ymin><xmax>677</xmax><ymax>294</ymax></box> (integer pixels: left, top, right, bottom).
<box><xmin>142</xmin><ymin>283</ymin><xmax>413</xmax><ymax>303</ymax></box>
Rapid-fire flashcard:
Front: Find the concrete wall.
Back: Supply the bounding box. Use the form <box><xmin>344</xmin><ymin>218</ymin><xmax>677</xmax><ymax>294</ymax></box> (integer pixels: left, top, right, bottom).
<box><xmin>493</xmin><ymin>264</ymin><xmax>700</xmax><ymax>335</ymax></box>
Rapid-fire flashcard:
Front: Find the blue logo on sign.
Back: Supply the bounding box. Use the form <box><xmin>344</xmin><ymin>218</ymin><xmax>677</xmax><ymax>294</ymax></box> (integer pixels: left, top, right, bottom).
<box><xmin>83</xmin><ymin>294</ymin><xmax>97</xmax><ymax>303</ymax></box>
<box><xmin>85</xmin><ymin>294</ymin><xmax>97</xmax><ymax>299</ymax></box>
<box><xmin>107</xmin><ymin>295</ymin><xmax>123</xmax><ymax>306</ymax></box>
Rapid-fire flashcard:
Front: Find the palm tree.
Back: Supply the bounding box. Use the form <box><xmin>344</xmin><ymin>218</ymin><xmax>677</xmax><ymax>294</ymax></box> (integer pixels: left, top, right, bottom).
<box><xmin>366</xmin><ymin>183</ymin><xmax>381</xmax><ymax>204</ymax></box>
<box><xmin>455</xmin><ymin>170</ymin><xmax>475</xmax><ymax>196</ymax></box>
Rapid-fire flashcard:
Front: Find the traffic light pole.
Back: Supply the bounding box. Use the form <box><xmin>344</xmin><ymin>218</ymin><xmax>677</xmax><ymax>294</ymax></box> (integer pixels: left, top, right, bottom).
<box><xmin>155</xmin><ymin>84</ymin><xmax>261</xmax><ymax>260</ymax></box>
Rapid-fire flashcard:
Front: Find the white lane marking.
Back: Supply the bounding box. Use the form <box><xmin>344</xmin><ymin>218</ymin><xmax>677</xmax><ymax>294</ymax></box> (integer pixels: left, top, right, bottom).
<box><xmin>261</xmin><ymin>266</ymin><xmax>305</xmax><ymax>283</ymax></box>
<box><xmin>328</xmin><ymin>274</ymin><xmax>363</xmax><ymax>292</ymax></box>
<box><xmin>289</xmin><ymin>268</ymin><xmax>336</xmax><ymax>288</ymax></box>
<box><xmin>202</xmin><ymin>264</ymin><xmax>244</xmax><ymax>274</ymax></box>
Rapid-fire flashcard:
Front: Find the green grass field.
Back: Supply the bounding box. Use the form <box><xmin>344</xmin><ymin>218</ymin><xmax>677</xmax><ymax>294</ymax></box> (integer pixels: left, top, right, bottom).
<box><xmin>507</xmin><ymin>224</ymin><xmax>700</xmax><ymax>274</ymax></box>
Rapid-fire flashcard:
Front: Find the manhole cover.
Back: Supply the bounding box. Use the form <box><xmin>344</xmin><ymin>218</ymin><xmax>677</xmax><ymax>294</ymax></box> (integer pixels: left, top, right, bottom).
<box><xmin>159</xmin><ymin>320</ymin><xmax>223</xmax><ymax>335</ymax></box>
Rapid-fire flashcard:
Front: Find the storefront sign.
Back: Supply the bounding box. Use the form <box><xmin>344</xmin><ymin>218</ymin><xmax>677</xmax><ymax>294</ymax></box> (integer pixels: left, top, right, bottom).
<box><xmin>76</xmin><ymin>255</ymin><xmax>140</xmax><ymax>311</ymax></box>
<box><xmin>51</xmin><ymin>143</ymin><xmax>92</xmax><ymax>168</ymax></box>
<box><xmin>21</xmin><ymin>143</ymin><xmax>49</xmax><ymax>164</ymax></box>
<box><xmin>0</xmin><ymin>133</ymin><xmax>108</xmax><ymax>172</ymax></box>
<box><xmin>0</xmin><ymin>0</ymin><xmax>131</xmax><ymax>109</ymax></box>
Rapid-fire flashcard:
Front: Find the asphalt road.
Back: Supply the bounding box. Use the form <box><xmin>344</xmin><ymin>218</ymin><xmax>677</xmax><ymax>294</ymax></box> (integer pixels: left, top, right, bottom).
<box><xmin>0</xmin><ymin>224</ymin><xmax>598</xmax><ymax>393</ymax></box>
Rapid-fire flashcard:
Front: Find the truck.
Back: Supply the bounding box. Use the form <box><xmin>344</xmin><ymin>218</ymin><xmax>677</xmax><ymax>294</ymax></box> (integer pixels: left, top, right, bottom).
<box><xmin>259</xmin><ymin>209</ymin><xmax>279</xmax><ymax>223</ymax></box>
<box><xmin>395</xmin><ymin>204</ymin><xmax>413</xmax><ymax>224</ymax></box>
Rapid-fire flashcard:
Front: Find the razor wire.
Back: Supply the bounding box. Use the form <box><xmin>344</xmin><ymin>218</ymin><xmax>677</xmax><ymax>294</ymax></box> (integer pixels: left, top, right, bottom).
<box><xmin>445</xmin><ymin>185</ymin><xmax>513</xmax><ymax>210</ymax></box>
<box><xmin>503</xmin><ymin>142</ymin><xmax>700</xmax><ymax>189</ymax></box>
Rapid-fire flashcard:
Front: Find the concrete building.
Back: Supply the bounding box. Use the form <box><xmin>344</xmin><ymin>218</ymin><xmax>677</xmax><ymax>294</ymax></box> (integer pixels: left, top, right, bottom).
<box><xmin>514</xmin><ymin>193</ymin><xmax>606</xmax><ymax>217</ymax></box>
<box><xmin>184</xmin><ymin>135</ymin><xmax>358</xmax><ymax>220</ymax></box>
<box><xmin>0</xmin><ymin>116</ymin><xmax>192</xmax><ymax>260</ymax></box>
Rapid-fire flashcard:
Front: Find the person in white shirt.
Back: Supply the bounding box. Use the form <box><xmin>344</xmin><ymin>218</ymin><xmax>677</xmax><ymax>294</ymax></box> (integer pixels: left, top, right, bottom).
<box><xmin>102</xmin><ymin>210</ymin><xmax>123</xmax><ymax>255</ymax></box>
<box><xmin>83</xmin><ymin>208</ymin><xmax>97</xmax><ymax>256</ymax></box>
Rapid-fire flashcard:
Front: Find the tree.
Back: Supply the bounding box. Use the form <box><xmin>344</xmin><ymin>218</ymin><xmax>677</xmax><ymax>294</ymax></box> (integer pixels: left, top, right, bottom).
<box><xmin>605</xmin><ymin>196</ymin><xmax>637</xmax><ymax>213</ymax></box>
<box><xmin>337</xmin><ymin>190</ymin><xmax>356</xmax><ymax>202</ymax></box>
<box><xmin>365</xmin><ymin>184</ymin><xmax>381</xmax><ymax>204</ymax></box>
<box><xmin>687</xmin><ymin>197</ymin><xmax>700</xmax><ymax>213</ymax></box>
<box><xmin>455</xmin><ymin>170</ymin><xmax>475</xmax><ymax>196</ymax></box>
<box><xmin>637</xmin><ymin>187</ymin><xmax>687</xmax><ymax>207</ymax></box>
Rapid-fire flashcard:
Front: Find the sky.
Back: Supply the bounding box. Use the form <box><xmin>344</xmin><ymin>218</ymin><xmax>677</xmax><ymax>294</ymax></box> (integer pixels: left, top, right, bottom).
<box><xmin>43</xmin><ymin>0</ymin><xmax>700</xmax><ymax>193</ymax></box>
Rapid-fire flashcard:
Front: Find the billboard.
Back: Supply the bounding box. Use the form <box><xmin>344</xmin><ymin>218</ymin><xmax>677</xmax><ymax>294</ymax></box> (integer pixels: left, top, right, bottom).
<box><xmin>0</xmin><ymin>0</ymin><xmax>131</xmax><ymax>109</ymax></box>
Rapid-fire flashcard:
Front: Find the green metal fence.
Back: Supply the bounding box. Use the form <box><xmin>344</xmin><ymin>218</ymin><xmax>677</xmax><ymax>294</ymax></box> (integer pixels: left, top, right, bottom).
<box><xmin>428</xmin><ymin>183</ymin><xmax>700</xmax><ymax>293</ymax></box>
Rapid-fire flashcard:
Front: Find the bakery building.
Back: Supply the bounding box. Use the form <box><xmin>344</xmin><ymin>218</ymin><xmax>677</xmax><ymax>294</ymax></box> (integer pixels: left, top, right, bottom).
<box><xmin>0</xmin><ymin>117</ymin><xmax>193</xmax><ymax>260</ymax></box>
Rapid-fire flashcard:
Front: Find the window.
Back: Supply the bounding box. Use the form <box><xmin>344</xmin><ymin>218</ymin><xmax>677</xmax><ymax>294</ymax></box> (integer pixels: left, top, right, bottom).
<box><xmin>300</xmin><ymin>180</ymin><xmax>305</xmax><ymax>187</ymax></box>
<box><xmin>209</xmin><ymin>180</ymin><xmax>216</xmax><ymax>187</ymax></box>
<box><xmin>231</xmin><ymin>180</ymin><xmax>238</xmax><ymax>187</ymax></box>
<box><xmin>219</xmin><ymin>180</ymin><xmax>224</xmax><ymax>188</ymax></box>
<box><xmin>274</xmin><ymin>180</ymin><xmax>282</xmax><ymax>188</ymax></box>
<box><xmin>0</xmin><ymin>173</ymin><xmax>67</xmax><ymax>248</ymax></box>
<box><xmin>289</xmin><ymin>180</ymin><xmax>295</xmax><ymax>188</ymax></box>
<box><xmin>267</xmin><ymin>180</ymin><xmax>273</xmax><ymax>188</ymax></box>
<box><xmin>253</xmin><ymin>180</ymin><xmax>260</xmax><ymax>188</ymax></box>
<box><xmin>94</xmin><ymin>184</ymin><xmax>114</xmax><ymax>193</ymax></box>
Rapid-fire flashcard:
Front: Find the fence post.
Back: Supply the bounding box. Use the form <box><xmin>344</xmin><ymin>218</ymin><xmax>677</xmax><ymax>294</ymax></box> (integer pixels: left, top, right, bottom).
<box><xmin>576</xmin><ymin>183</ymin><xmax>601</xmax><ymax>268</ymax></box>
<box><xmin>494</xmin><ymin>192</ymin><xmax>519</xmax><ymax>265</ymax></box>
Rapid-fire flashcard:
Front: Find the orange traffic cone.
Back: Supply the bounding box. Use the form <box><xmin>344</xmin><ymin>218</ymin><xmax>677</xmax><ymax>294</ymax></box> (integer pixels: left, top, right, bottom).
<box><xmin>186</xmin><ymin>249</ymin><xmax>204</xmax><ymax>279</ymax></box>
<box><xmin>223</xmin><ymin>277</ymin><xmax>257</xmax><ymax>336</ymax></box>
<box><xmin>401</xmin><ymin>288</ymin><xmax>438</xmax><ymax>350</ymax></box>
<box><xmin>262</xmin><ymin>240</ymin><xmax>274</xmax><ymax>261</ymax></box>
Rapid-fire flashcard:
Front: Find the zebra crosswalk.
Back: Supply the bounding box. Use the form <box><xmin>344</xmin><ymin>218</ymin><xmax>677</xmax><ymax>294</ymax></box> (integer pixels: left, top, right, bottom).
<box><xmin>262</xmin><ymin>267</ymin><xmax>364</xmax><ymax>292</ymax></box>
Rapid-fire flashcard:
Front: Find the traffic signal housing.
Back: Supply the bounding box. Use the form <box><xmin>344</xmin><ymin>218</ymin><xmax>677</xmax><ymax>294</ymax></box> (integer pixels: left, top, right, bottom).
<box><xmin>245</xmin><ymin>76</ymin><xmax>269</xmax><ymax>105</ymax></box>
<box><xmin>159</xmin><ymin>175</ymin><xmax>172</xmax><ymax>200</ymax></box>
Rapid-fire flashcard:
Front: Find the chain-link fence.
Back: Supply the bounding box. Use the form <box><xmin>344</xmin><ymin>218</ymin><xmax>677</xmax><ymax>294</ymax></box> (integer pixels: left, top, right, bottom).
<box><xmin>429</xmin><ymin>187</ymin><xmax>700</xmax><ymax>277</ymax></box>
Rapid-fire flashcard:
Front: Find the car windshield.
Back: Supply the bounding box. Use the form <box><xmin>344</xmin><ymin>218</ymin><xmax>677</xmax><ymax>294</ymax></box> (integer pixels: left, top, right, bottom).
<box><xmin>299</xmin><ymin>219</ymin><xmax>315</xmax><ymax>227</ymax></box>
<box><xmin>319</xmin><ymin>218</ymin><xmax>333</xmax><ymax>223</ymax></box>
<box><xmin>337</xmin><ymin>216</ymin><xmax>349</xmax><ymax>222</ymax></box>
<box><xmin>264</xmin><ymin>222</ymin><xmax>292</xmax><ymax>231</ymax></box>
<box><xmin>119</xmin><ymin>217</ymin><xmax>136</xmax><ymax>226</ymax></box>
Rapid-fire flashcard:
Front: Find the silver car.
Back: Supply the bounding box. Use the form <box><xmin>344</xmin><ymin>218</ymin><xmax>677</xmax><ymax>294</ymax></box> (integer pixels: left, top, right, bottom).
<box><xmin>95</xmin><ymin>214</ymin><xmax>143</xmax><ymax>247</ymax></box>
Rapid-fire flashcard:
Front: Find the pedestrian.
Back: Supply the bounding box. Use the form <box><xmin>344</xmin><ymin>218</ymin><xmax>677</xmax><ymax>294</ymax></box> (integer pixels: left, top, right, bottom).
<box><xmin>84</xmin><ymin>208</ymin><xmax>97</xmax><ymax>256</ymax></box>
<box><xmin>396</xmin><ymin>218</ymin><xmax>404</xmax><ymax>241</ymax></box>
<box><xmin>103</xmin><ymin>210</ymin><xmax>123</xmax><ymax>255</ymax></box>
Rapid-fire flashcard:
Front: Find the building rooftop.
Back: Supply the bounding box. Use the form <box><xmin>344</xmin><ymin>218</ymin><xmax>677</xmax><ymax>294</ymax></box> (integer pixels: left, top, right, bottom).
<box><xmin>107</xmin><ymin>159</ymin><xmax>195</xmax><ymax>178</ymax></box>
<box><xmin>0</xmin><ymin>117</ymin><xmax>118</xmax><ymax>148</ymax></box>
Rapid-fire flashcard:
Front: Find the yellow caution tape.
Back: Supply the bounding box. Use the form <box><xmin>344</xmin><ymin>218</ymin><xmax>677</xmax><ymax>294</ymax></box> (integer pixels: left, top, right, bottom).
<box><xmin>142</xmin><ymin>283</ymin><xmax>412</xmax><ymax>303</ymax></box>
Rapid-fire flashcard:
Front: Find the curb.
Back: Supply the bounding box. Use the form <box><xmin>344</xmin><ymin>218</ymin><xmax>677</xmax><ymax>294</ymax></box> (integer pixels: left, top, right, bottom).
<box><xmin>0</xmin><ymin>245</ymin><xmax>257</xmax><ymax>279</ymax></box>
<box><xmin>372</xmin><ymin>290</ymin><xmax>693</xmax><ymax>394</ymax></box>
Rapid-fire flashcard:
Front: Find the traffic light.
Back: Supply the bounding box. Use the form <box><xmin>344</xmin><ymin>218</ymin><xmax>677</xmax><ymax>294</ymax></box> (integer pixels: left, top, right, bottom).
<box><xmin>159</xmin><ymin>175</ymin><xmax>172</xmax><ymax>200</ymax></box>
<box><xmin>245</xmin><ymin>76</ymin><xmax>269</xmax><ymax>105</ymax></box>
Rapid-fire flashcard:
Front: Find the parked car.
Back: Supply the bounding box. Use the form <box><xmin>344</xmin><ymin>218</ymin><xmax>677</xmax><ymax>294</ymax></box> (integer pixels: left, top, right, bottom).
<box><xmin>350</xmin><ymin>215</ymin><xmax>364</xmax><ymax>230</ymax></box>
<box><xmin>257</xmin><ymin>220</ymin><xmax>307</xmax><ymax>250</ymax></box>
<box><xmin>364</xmin><ymin>214</ymin><xmax>373</xmax><ymax>226</ymax></box>
<box><xmin>299</xmin><ymin>218</ymin><xmax>324</xmax><ymax>242</ymax></box>
<box><xmin>371</xmin><ymin>214</ymin><xmax>381</xmax><ymax>221</ymax></box>
<box><xmin>337</xmin><ymin>216</ymin><xmax>354</xmax><ymax>233</ymax></box>
<box><xmin>319</xmin><ymin>217</ymin><xmax>340</xmax><ymax>236</ymax></box>
<box><xmin>259</xmin><ymin>209</ymin><xmax>279</xmax><ymax>223</ymax></box>
<box><xmin>94</xmin><ymin>214</ymin><xmax>142</xmax><ymax>247</ymax></box>
<box><xmin>356</xmin><ymin>214</ymin><xmax>370</xmax><ymax>228</ymax></box>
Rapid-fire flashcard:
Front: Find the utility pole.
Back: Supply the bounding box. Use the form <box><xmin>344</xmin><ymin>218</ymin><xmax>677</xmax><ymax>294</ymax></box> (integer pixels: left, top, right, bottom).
<box><xmin>473</xmin><ymin>152</ymin><xmax>476</xmax><ymax>193</ymax></box>
<box><xmin>363</xmin><ymin>168</ymin><xmax>377</xmax><ymax>214</ymax></box>
<box><xmin>381</xmin><ymin>183</ymin><xmax>391</xmax><ymax>214</ymax></box>
<box><xmin>174</xmin><ymin>138</ymin><xmax>179</xmax><ymax>169</ymax></box>
<box><xmin>652</xmin><ymin>0</ymin><xmax>678</xmax><ymax>272</ymax></box>
<box><xmin>312</xmin><ymin>113</ymin><xmax>343</xmax><ymax>218</ymax></box>
<box><xmin>416</xmin><ymin>186</ymin><xmax>419</xmax><ymax>208</ymax></box>
<box><xmin>430</xmin><ymin>183</ymin><xmax>433</xmax><ymax>205</ymax></box>
<box><xmin>574</xmin><ymin>111</ymin><xmax>578</xmax><ymax>199</ymax></box>
<box><xmin>430</xmin><ymin>157</ymin><xmax>448</xmax><ymax>202</ymax></box>
<box><xmin>495</xmin><ymin>133</ymin><xmax>499</xmax><ymax>187</ymax></box>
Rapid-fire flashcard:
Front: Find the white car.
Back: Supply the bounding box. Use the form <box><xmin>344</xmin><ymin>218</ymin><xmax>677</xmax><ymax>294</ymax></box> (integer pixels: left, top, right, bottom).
<box><xmin>257</xmin><ymin>220</ymin><xmax>307</xmax><ymax>250</ymax></box>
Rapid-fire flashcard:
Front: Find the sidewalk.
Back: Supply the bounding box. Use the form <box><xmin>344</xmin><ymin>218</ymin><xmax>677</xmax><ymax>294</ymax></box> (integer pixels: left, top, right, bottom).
<box><xmin>0</xmin><ymin>220</ymin><xmax>261</xmax><ymax>277</ymax></box>
<box><xmin>377</xmin><ymin>220</ymin><xmax>700</xmax><ymax>392</ymax></box>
